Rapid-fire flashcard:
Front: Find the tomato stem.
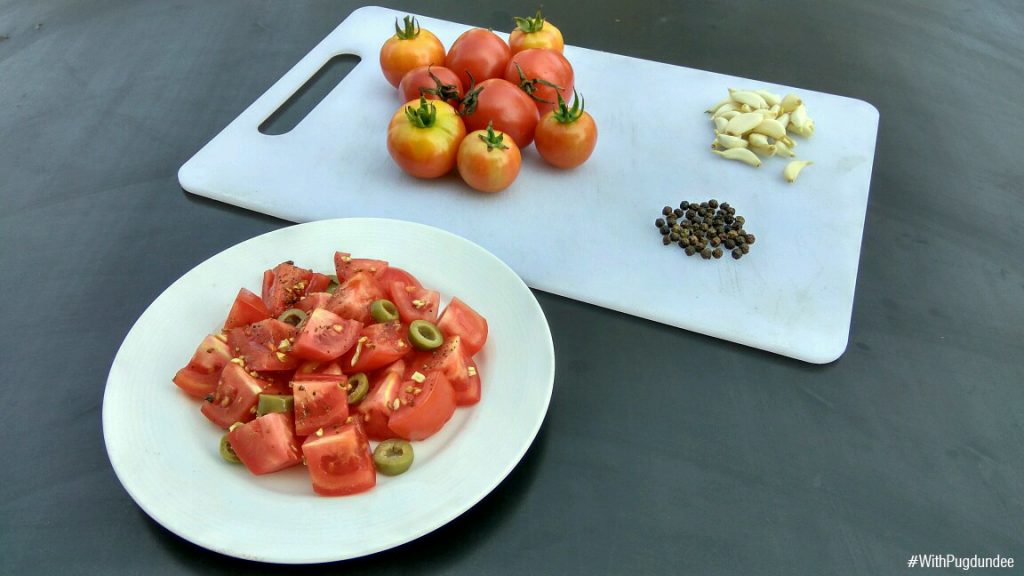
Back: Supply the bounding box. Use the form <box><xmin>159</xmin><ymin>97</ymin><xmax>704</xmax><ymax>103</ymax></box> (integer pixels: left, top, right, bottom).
<box><xmin>513</xmin><ymin>9</ymin><xmax>547</xmax><ymax>33</ymax></box>
<box><xmin>458</xmin><ymin>71</ymin><xmax>483</xmax><ymax>117</ymax></box>
<box><xmin>510</xmin><ymin>62</ymin><xmax>561</xmax><ymax>105</ymax></box>
<box><xmin>418</xmin><ymin>65</ymin><xmax>461</xmax><ymax>104</ymax></box>
<box><xmin>404</xmin><ymin>96</ymin><xmax>438</xmax><ymax>128</ymax></box>
<box><xmin>394</xmin><ymin>15</ymin><xmax>421</xmax><ymax>40</ymax></box>
<box><xmin>478</xmin><ymin>122</ymin><xmax>509</xmax><ymax>152</ymax></box>
<box><xmin>551</xmin><ymin>89</ymin><xmax>585</xmax><ymax>124</ymax></box>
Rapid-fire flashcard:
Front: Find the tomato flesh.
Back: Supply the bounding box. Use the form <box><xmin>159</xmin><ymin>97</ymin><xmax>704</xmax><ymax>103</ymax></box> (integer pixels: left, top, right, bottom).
<box><xmin>333</xmin><ymin>252</ymin><xmax>389</xmax><ymax>284</ymax></box>
<box><xmin>292</xmin><ymin>374</ymin><xmax>350</xmax><ymax>436</ymax></box>
<box><xmin>453</xmin><ymin>358</ymin><xmax>482</xmax><ymax>406</ymax></box>
<box><xmin>302</xmin><ymin>422</ymin><xmax>376</xmax><ymax>495</ymax></box>
<box><xmin>445</xmin><ymin>28</ymin><xmax>512</xmax><ymax>88</ymax></box>
<box><xmin>262</xmin><ymin>262</ymin><xmax>314</xmax><ymax>317</ymax></box>
<box><xmin>228</xmin><ymin>412</ymin><xmax>303</xmax><ymax>475</ymax></box>
<box><xmin>340</xmin><ymin>321</ymin><xmax>411</xmax><ymax>373</ymax></box>
<box><xmin>376</xmin><ymin>266</ymin><xmax>422</xmax><ymax>289</ymax></box>
<box><xmin>437</xmin><ymin>297</ymin><xmax>488</xmax><ymax>356</ymax></box>
<box><xmin>292</xmin><ymin>308</ymin><xmax>363</xmax><ymax>362</ymax></box>
<box><xmin>327</xmin><ymin>271</ymin><xmax>387</xmax><ymax>324</ymax></box>
<box><xmin>388</xmin><ymin>371</ymin><xmax>456</xmax><ymax>441</ymax></box>
<box><xmin>227</xmin><ymin>319</ymin><xmax>298</xmax><ymax>371</ymax></box>
<box><xmin>356</xmin><ymin>371</ymin><xmax>404</xmax><ymax>440</ymax></box>
<box><xmin>388</xmin><ymin>282</ymin><xmax>440</xmax><ymax>323</ymax></box>
<box><xmin>224</xmin><ymin>288</ymin><xmax>271</xmax><ymax>329</ymax></box>
<box><xmin>174</xmin><ymin>334</ymin><xmax>232</xmax><ymax>398</ymax></box>
<box><xmin>201</xmin><ymin>363</ymin><xmax>265</xmax><ymax>429</ymax></box>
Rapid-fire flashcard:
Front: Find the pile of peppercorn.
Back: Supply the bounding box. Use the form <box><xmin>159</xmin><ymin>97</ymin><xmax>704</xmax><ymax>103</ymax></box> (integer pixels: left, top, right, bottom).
<box><xmin>654</xmin><ymin>200</ymin><xmax>755</xmax><ymax>260</ymax></box>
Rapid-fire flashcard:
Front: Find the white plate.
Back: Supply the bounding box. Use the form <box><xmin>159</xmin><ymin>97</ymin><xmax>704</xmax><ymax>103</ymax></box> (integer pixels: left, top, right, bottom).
<box><xmin>102</xmin><ymin>218</ymin><xmax>555</xmax><ymax>564</ymax></box>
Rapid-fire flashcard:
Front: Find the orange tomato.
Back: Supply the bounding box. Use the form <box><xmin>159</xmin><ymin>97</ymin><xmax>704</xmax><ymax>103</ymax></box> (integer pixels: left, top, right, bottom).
<box><xmin>457</xmin><ymin>123</ymin><xmax>522</xmax><ymax>193</ymax></box>
<box><xmin>387</xmin><ymin>98</ymin><xmax>466</xmax><ymax>178</ymax></box>
<box><xmin>379</xmin><ymin>16</ymin><xmax>446</xmax><ymax>88</ymax></box>
<box><xmin>534</xmin><ymin>91</ymin><xmax>598</xmax><ymax>169</ymax></box>
<box><xmin>509</xmin><ymin>10</ymin><xmax>564</xmax><ymax>55</ymax></box>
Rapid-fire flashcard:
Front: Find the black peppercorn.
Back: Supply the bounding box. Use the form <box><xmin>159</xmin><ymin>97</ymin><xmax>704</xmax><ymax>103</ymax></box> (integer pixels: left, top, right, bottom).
<box><xmin>732</xmin><ymin>248</ymin><xmax>743</xmax><ymax>260</ymax></box>
<box><xmin>659</xmin><ymin>225</ymin><xmax>670</xmax><ymax>235</ymax></box>
<box><xmin>662</xmin><ymin>235</ymin><xmax>671</xmax><ymax>245</ymax></box>
<box><xmin>712</xmin><ymin>248</ymin><xmax>723</xmax><ymax>259</ymax></box>
<box><xmin>679</xmin><ymin>201</ymin><xmax>690</xmax><ymax>210</ymax></box>
<box><xmin>662</xmin><ymin>206</ymin><xmax>672</xmax><ymax>216</ymax></box>
<box><xmin>669</xmin><ymin>232</ymin><xmax>679</xmax><ymax>242</ymax></box>
<box><xmin>666</xmin><ymin>216</ymin><xmax>677</xmax><ymax>226</ymax></box>
<box><xmin>684</xmin><ymin>246</ymin><xmax>696</xmax><ymax>256</ymax></box>
<box><xmin>724</xmin><ymin>238</ymin><xmax>736</xmax><ymax>249</ymax></box>
<box><xmin>740</xmin><ymin>243</ymin><xmax>750</xmax><ymax>254</ymax></box>
<box><xmin>745</xmin><ymin>234</ymin><xmax>756</xmax><ymax>245</ymax></box>
<box><xmin>708</xmin><ymin>199</ymin><xmax>719</xmax><ymax>209</ymax></box>
<box><xmin>655</xmin><ymin>218</ymin><xmax>665</xmax><ymax>228</ymax></box>
<box><xmin>673</xmin><ymin>208</ymin><xmax>684</xmax><ymax>217</ymax></box>
<box><xmin>726</xmin><ymin>207</ymin><xmax>736</xmax><ymax>215</ymax></box>
<box><xmin>681</xmin><ymin>236</ymin><xmax>690</xmax><ymax>247</ymax></box>
<box><xmin>720</xmin><ymin>202</ymin><xmax>730</xmax><ymax>210</ymax></box>
<box><xmin>710</xmin><ymin>236</ymin><xmax>721</xmax><ymax>247</ymax></box>
<box><xmin>734</xmin><ymin>215</ymin><xmax>745</xmax><ymax>225</ymax></box>
<box><xmin>701</xmin><ymin>248</ymin><xmax>712</xmax><ymax>259</ymax></box>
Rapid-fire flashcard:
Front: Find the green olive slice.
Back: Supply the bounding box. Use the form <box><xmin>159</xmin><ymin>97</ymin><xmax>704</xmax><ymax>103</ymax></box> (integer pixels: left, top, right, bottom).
<box><xmin>370</xmin><ymin>299</ymin><xmax>400</xmax><ymax>323</ymax></box>
<box><xmin>326</xmin><ymin>274</ymin><xmax>340</xmax><ymax>294</ymax></box>
<box><xmin>347</xmin><ymin>373</ymin><xmax>369</xmax><ymax>404</ymax></box>
<box><xmin>257</xmin><ymin>394</ymin><xmax>294</xmax><ymax>416</ymax></box>
<box><xmin>277</xmin><ymin>308</ymin><xmax>308</xmax><ymax>326</ymax></box>
<box><xmin>219</xmin><ymin>434</ymin><xmax>241</xmax><ymax>464</ymax></box>
<box><xmin>409</xmin><ymin>319</ymin><xmax>444</xmax><ymax>351</ymax></box>
<box><xmin>373</xmin><ymin>439</ymin><xmax>414</xmax><ymax>476</ymax></box>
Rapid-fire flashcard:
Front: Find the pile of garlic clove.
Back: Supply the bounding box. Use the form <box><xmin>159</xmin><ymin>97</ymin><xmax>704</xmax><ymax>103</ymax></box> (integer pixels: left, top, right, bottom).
<box><xmin>706</xmin><ymin>88</ymin><xmax>815</xmax><ymax>183</ymax></box>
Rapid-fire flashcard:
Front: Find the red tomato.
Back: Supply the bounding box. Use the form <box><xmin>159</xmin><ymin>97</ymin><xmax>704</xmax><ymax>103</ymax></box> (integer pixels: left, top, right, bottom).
<box><xmin>509</xmin><ymin>10</ymin><xmax>564</xmax><ymax>55</ymax></box>
<box><xmin>445</xmin><ymin>28</ymin><xmax>511</xmax><ymax>89</ymax></box>
<box><xmin>261</xmin><ymin>262</ymin><xmax>314</xmax><ymax>317</ymax></box>
<box><xmin>201</xmin><ymin>363</ymin><xmax>265</xmax><ymax>428</ymax></box>
<box><xmin>453</xmin><ymin>358</ymin><xmax>481</xmax><ymax>406</ymax></box>
<box><xmin>296</xmin><ymin>360</ymin><xmax>345</xmax><ymax>376</ymax></box>
<box><xmin>379</xmin><ymin>15</ymin><xmax>445</xmax><ymax>88</ymax></box>
<box><xmin>388</xmin><ymin>372</ymin><xmax>456</xmax><ymax>441</ymax></box>
<box><xmin>292</xmin><ymin>309</ymin><xmax>363</xmax><ymax>362</ymax></box>
<box><xmin>437</xmin><ymin>297</ymin><xmax>489</xmax><ymax>356</ymax></box>
<box><xmin>461</xmin><ymin>78</ymin><xmax>539</xmax><ymax>149</ymax></box>
<box><xmin>306</xmin><ymin>273</ymin><xmax>333</xmax><ymax>294</ymax></box>
<box><xmin>295</xmin><ymin>292</ymin><xmax>332</xmax><ymax>314</ymax></box>
<box><xmin>227</xmin><ymin>319</ymin><xmax>298</xmax><ymax>372</ymax></box>
<box><xmin>376</xmin><ymin>266</ymin><xmax>422</xmax><ymax>290</ymax></box>
<box><xmin>340</xmin><ymin>321</ymin><xmax>411</xmax><ymax>373</ymax></box>
<box><xmin>414</xmin><ymin>334</ymin><xmax>473</xmax><ymax>386</ymax></box>
<box><xmin>387</xmin><ymin>281</ymin><xmax>440</xmax><ymax>323</ymax></box>
<box><xmin>505</xmin><ymin>48</ymin><xmax>574</xmax><ymax>116</ymax></box>
<box><xmin>357</xmin><ymin>371</ymin><xmax>404</xmax><ymax>440</ymax></box>
<box><xmin>228</xmin><ymin>412</ymin><xmax>303</xmax><ymax>475</ymax></box>
<box><xmin>399</xmin><ymin>65</ymin><xmax>463</xmax><ymax>104</ymax></box>
<box><xmin>301</xmin><ymin>421</ymin><xmax>376</xmax><ymax>496</ymax></box>
<box><xmin>327</xmin><ymin>271</ymin><xmax>386</xmax><ymax>324</ymax></box>
<box><xmin>292</xmin><ymin>374</ymin><xmax>350</xmax><ymax>436</ymax></box>
<box><xmin>456</xmin><ymin>124</ymin><xmax>522</xmax><ymax>193</ymax></box>
<box><xmin>387</xmin><ymin>98</ymin><xmax>467</xmax><ymax>179</ymax></box>
<box><xmin>223</xmin><ymin>288</ymin><xmax>271</xmax><ymax>330</ymax></box>
<box><xmin>334</xmin><ymin>252</ymin><xmax>388</xmax><ymax>284</ymax></box>
<box><xmin>173</xmin><ymin>333</ymin><xmax>233</xmax><ymax>398</ymax></box>
<box><xmin>534</xmin><ymin>91</ymin><xmax>598</xmax><ymax>169</ymax></box>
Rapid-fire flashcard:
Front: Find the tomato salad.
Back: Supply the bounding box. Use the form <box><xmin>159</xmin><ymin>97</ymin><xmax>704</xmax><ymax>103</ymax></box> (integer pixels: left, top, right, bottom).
<box><xmin>173</xmin><ymin>252</ymin><xmax>488</xmax><ymax>496</ymax></box>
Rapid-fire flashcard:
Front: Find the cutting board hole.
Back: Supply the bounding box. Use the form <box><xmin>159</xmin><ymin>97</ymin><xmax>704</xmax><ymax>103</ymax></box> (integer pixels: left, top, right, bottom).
<box><xmin>259</xmin><ymin>54</ymin><xmax>361</xmax><ymax>135</ymax></box>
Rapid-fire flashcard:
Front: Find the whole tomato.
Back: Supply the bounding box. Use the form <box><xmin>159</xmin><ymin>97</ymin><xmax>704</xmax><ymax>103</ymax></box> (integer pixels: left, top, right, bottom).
<box><xmin>457</xmin><ymin>123</ymin><xmax>522</xmax><ymax>193</ymax></box>
<box><xmin>460</xmin><ymin>78</ymin><xmax>540</xmax><ymax>149</ymax></box>
<box><xmin>534</xmin><ymin>91</ymin><xmax>598</xmax><ymax>169</ymax></box>
<box><xmin>504</xmin><ymin>48</ymin><xmax>574</xmax><ymax>116</ymax></box>
<box><xmin>509</xmin><ymin>10</ymin><xmax>564</xmax><ymax>54</ymax></box>
<box><xmin>398</xmin><ymin>65</ymin><xmax>464</xmax><ymax>105</ymax></box>
<box><xmin>445</xmin><ymin>28</ymin><xmax>511</xmax><ymax>90</ymax></box>
<box><xmin>380</xmin><ymin>16</ymin><xmax>446</xmax><ymax>88</ymax></box>
<box><xmin>387</xmin><ymin>97</ymin><xmax>467</xmax><ymax>178</ymax></box>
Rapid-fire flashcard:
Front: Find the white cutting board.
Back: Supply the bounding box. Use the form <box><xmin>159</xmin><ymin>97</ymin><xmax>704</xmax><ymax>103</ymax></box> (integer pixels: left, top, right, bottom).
<box><xmin>179</xmin><ymin>6</ymin><xmax>879</xmax><ymax>364</ymax></box>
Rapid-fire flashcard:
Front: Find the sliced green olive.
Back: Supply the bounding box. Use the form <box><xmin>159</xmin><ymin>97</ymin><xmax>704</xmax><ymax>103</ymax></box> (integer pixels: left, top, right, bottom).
<box><xmin>326</xmin><ymin>274</ymin><xmax>340</xmax><ymax>294</ymax></box>
<box><xmin>219</xmin><ymin>434</ymin><xmax>241</xmax><ymax>464</ymax></box>
<box><xmin>277</xmin><ymin>308</ymin><xmax>308</xmax><ymax>326</ymax></box>
<box><xmin>373</xmin><ymin>439</ymin><xmax>414</xmax><ymax>476</ymax></box>
<box><xmin>257</xmin><ymin>394</ymin><xmax>294</xmax><ymax>416</ymax></box>
<box><xmin>409</xmin><ymin>319</ymin><xmax>444</xmax><ymax>351</ymax></box>
<box><xmin>347</xmin><ymin>373</ymin><xmax>369</xmax><ymax>404</ymax></box>
<box><xmin>370</xmin><ymin>299</ymin><xmax>400</xmax><ymax>323</ymax></box>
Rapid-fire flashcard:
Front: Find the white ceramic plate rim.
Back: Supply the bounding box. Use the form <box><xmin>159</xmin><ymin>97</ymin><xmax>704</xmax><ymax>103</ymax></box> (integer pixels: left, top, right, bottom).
<box><xmin>102</xmin><ymin>218</ymin><xmax>554</xmax><ymax>563</ymax></box>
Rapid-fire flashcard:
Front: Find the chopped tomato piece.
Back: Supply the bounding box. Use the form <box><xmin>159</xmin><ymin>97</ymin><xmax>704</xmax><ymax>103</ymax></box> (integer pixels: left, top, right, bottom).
<box><xmin>356</xmin><ymin>371</ymin><xmax>404</xmax><ymax>440</ymax></box>
<box><xmin>306</xmin><ymin>273</ymin><xmax>333</xmax><ymax>294</ymax></box>
<box><xmin>292</xmin><ymin>309</ymin><xmax>363</xmax><ymax>362</ymax></box>
<box><xmin>388</xmin><ymin>372</ymin><xmax>456</xmax><ymax>441</ymax></box>
<box><xmin>228</xmin><ymin>412</ymin><xmax>303</xmax><ymax>475</ymax></box>
<box><xmin>173</xmin><ymin>334</ymin><xmax>232</xmax><ymax>398</ymax></box>
<box><xmin>340</xmin><ymin>321</ymin><xmax>411</xmax><ymax>373</ymax></box>
<box><xmin>296</xmin><ymin>360</ymin><xmax>344</xmax><ymax>376</ymax></box>
<box><xmin>292</xmin><ymin>374</ymin><xmax>351</xmax><ymax>436</ymax></box>
<box><xmin>333</xmin><ymin>251</ymin><xmax>388</xmax><ymax>283</ymax></box>
<box><xmin>437</xmin><ymin>297</ymin><xmax>488</xmax><ymax>356</ymax></box>
<box><xmin>453</xmin><ymin>358</ymin><xmax>481</xmax><ymax>406</ymax></box>
<box><xmin>227</xmin><ymin>319</ymin><xmax>298</xmax><ymax>371</ymax></box>
<box><xmin>295</xmin><ymin>292</ymin><xmax>332</xmax><ymax>314</ymax></box>
<box><xmin>173</xmin><ymin>367</ymin><xmax>220</xmax><ymax>399</ymax></box>
<box><xmin>262</xmin><ymin>262</ymin><xmax>314</xmax><ymax>317</ymax></box>
<box><xmin>376</xmin><ymin>266</ymin><xmax>422</xmax><ymax>289</ymax></box>
<box><xmin>388</xmin><ymin>282</ymin><xmax>440</xmax><ymax>323</ymax></box>
<box><xmin>200</xmin><ymin>363</ymin><xmax>264</xmax><ymax>428</ymax></box>
<box><xmin>302</xmin><ymin>421</ymin><xmax>376</xmax><ymax>496</ymax></box>
<box><xmin>327</xmin><ymin>271</ymin><xmax>387</xmax><ymax>324</ymax></box>
<box><xmin>223</xmin><ymin>288</ymin><xmax>272</xmax><ymax>329</ymax></box>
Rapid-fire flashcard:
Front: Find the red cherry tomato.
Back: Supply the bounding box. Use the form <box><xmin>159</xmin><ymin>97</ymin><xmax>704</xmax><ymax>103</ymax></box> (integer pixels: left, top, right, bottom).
<box><xmin>534</xmin><ymin>91</ymin><xmax>598</xmax><ymax>169</ymax></box>
<box><xmin>445</xmin><ymin>28</ymin><xmax>511</xmax><ymax>89</ymax></box>
<box><xmin>505</xmin><ymin>48</ymin><xmax>574</xmax><ymax>116</ymax></box>
<box><xmin>398</xmin><ymin>65</ymin><xmax>464</xmax><ymax>104</ymax></box>
<box><xmin>509</xmin><ymin>10</ymin><xmax>564</xmax><ymax>55</ymax></box>
<box><xmin>379</xmin><ymin>16</ymin><xmax>446</xmax><ymax>88</ymax></box>
<box><xmin>461</xmin><ymin>78</ymin><xmax>539</xmax><ymax>149</ymax></box>
<box><xmin>457</xmin><ymin>123</ymin><xmax>522</xmax><ymax>193</ymax></box>
<box><xmin>387</xmin><ymin>97</ymin><xmax>467</xmax><ymax>178</ymax></box>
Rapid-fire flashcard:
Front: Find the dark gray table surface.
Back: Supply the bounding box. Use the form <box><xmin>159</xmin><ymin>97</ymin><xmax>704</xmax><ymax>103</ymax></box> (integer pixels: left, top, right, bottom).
<box><xmin>2</xmin><ymin>1</ymin><xmax>1022</xmax><ymax>574</ymax></box>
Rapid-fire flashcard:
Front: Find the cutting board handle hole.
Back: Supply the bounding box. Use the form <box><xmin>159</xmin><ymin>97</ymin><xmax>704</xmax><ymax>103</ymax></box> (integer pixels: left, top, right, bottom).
<box><xmin>259</xmin><ymin>53</ymin><xmax>361</xmax><ymax>135</ymax></box>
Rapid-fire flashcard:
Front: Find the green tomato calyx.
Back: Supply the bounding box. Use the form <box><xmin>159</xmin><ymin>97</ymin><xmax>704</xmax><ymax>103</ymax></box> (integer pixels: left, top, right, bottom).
<box><xmin>394</xmin><ymin>15</ymin><xmax>421</xmax><ymax>40</ymax></box>
<box><xmin>552</xmin><ymin>90</ymin><xmax>585</xmax><ymax>124</ymax></box>
<box><xmin>511</xmin><ymin>62</ymin><xmax>561</xmax><ymax>105</ymax></box>
<box><xmin>478</xmin><ymin>122</ymin><xmax>509</xmax><ymax>152</ymax></box>
<box><xmin>405</xmin><ymin>96</ymin><xmax>438</xmax><ymax>128</ymax></box>
<box><xmin>513</xmin><ymin>10</ymin><xmax>547</xmax><ymax>34</ymax></box>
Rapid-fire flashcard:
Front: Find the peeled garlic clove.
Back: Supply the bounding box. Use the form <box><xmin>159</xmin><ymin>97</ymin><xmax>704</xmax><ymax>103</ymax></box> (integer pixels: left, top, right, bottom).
<box><xmin>711</xmin><ymin>102</ymin><xmax>740</xmax><ymax>118</ymax></box>
<box><xmin>714</xmin><ymin>116</ymin><xmax>729</xmax><ymax>132</ymax></box>
<box><xmin>752</xmin><ymin>118</ymin><xmax>787</xmax><ymax>139</ymax></box>
<box><xmin>776</xmin><ymin>112</ymin><xmax>790</xmax><ymax>127</ymax></box>
<box><xmin>755</xmin><ymin>89</ymin><xmax>782</xmax><ymax>107</ymax></box>
<box><xmin>714</xmin><ymin>133</ymin><xmax>749</xmax><ymax>149</ymax></box>
<box><xmin>784</xmin><ymin>160</ymin><xmax>813</xmax><ymax>182</ymax></box>
<box><xmin>789</xmin><ymin>119</ymin><xmax>815</xmax><ymax>137</ymax></box>
<box><xmin>713</xmin><ymin>147</ymin><xmax>762</xmax><ymax>167</ymax></box>
<box><xmin>781</xmin><ymin>93</ymin><xmax>803</xmax><ymax>113</ymax></box>
<box><xmin>724</xmin><ymin>112</ymin><xmax>764</xmax><ymax>136</ymax></box>
<box><xmin>705</xmin><ymin>97</ymin><xmax>732</xmax><ymax>114</ymax></box>
<box><xmin>790</xmin><ymin>103</ymin><xmax>810</xmax><ymax>129</ymax></box>
<box><xmin>730</xmin><ymin>90</ymin><xmax>769</xmax><ymax>109</ymax></box>
<box><xmin>717</xmin><ymin>110</ymin><xmax>739</xmax><ymax>121</ymax></box>
<box><xmin>750</xmin><ymin>143</ymin><xmax>777</xmax><ymax>157</ymax></box>
<box><xmin>739</xmin><ymin>103</ymin><xmax>752</xmax><ymax>113</ymax></box>
<box><xmin>774</xmin><ymin>140</ymin><xmax>796</xmax><ymax>158</ymax></box>
<box><xmin>747</xmin><ymin>133</ymin><xmax>771</xmax><ymax>148</ymax></box>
